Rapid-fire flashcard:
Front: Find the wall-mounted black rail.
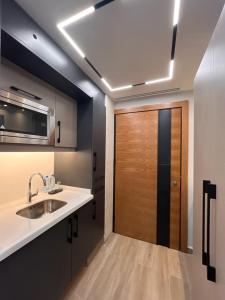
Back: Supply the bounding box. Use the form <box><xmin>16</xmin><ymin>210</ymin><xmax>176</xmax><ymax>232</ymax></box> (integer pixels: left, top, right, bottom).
<box><xmin>202</xmin><ymin>180</ymin><xmax>217</xmax><ymax>282</ymax></box>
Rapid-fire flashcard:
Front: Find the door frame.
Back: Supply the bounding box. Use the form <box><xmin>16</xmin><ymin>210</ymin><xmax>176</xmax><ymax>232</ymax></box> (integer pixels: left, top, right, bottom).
<box><xmin>113</xmin><ymin>100</ymin><xmax>189</xmax><ymax>253</ymax></box>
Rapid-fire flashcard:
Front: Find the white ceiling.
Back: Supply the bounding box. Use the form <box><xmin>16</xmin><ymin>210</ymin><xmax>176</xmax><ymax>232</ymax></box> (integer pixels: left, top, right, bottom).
<box><xmin>15</xmin><ymin>0</ymin><xmax>225</xmax><ymax>100</ymax></box>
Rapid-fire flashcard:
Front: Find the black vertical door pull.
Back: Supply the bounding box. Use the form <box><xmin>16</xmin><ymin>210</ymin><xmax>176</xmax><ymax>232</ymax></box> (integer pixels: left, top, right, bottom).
<box><xmin>57</xmin><ymin>121</ymin><xmax>61</xmax><ymax>144</ymax></box>
<box><xmin>92</xmin><ymin>200</ymin><xmax>96</xmax><ymax>220</ymax></box>
<box><xmin>73</xmin><ymin>214</ymin><xmax>79</xmax><ymax>238</ymax></box>
<box><xmin>93</xmin><ymin>152</ymin><xmax>97</xmax><ymax>172</ymax></box>
<box><xmin>67</xmin><ymin>218</ymin><xmax>73</xmax><ymax>244</ymax></box>
<box><xmin>202</xmin><ymin>180</ymin><xmax>217</xmax><ymax>282</ymax></box>
<box><xmin>202</xmin><ymin>180</ymin><xmax>210</xmax><ymax>265</ymax></box>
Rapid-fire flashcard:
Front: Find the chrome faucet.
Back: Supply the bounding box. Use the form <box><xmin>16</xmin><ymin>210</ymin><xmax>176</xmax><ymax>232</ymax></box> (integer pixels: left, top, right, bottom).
<box><xmin>28</xmin><ymin>173</ymin><xmax>47</xmax><ymax>203</ymax></box>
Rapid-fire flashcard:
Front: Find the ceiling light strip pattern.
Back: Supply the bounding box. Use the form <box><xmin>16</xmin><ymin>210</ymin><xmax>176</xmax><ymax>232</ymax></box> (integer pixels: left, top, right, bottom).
<box><xmin>57</xmin><ymin>0</ymin><xmax>181</xmax><ymax>92</ymax></box>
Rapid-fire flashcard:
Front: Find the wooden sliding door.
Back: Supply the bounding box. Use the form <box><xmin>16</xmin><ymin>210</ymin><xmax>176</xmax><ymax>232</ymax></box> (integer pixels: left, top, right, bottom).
<box><xmin>114</xmin><ymin>102</ymin><xmax>188</xmax><ymax>252</ymax></box>
<box><xmin>115</xmin><ymin>111</ymin><xmax>158</xmax><ymax>244</ymax></box>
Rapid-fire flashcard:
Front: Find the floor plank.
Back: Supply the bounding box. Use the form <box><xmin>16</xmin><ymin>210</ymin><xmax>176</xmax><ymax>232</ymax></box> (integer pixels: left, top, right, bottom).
<box><xmin>63</xmin><ymin>233</ymin><xmax>190</xmax><ymax>300</ymax></box>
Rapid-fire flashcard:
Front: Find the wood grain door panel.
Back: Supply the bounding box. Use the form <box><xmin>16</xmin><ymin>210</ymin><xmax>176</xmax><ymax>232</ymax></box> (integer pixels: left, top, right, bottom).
<box><xmin>170</xmin><ymin>108</ymin><xmax>182</xmax><ymax>250</ymax></box>
<box><xmin>115</xmin><ymin>107</ymin><xmax>183</xmax><ymax>249</ymax></box>
<box><xmin>115</xmin><ymin>111</ymin><xmax>158</xmax><ymax>243</ymax></box>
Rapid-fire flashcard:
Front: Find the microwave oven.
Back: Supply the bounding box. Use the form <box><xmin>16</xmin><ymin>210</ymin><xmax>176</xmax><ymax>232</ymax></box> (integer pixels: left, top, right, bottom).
<box><xmin>0</xmin><ymin>89</ymin><xmax>55</xmax><ymax>145</ymax></box>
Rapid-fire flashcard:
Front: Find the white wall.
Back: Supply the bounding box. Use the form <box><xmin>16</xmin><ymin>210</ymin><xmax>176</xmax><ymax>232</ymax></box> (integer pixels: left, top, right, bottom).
<box><xmin>0</xmin><ymin>152</ymin><xmax>54</xmax><ymax>206</ymax></box>
<box><xmin>105</xmin><ymin>90</ymin><xmax>194</xmax><ymax>248</ymax></box>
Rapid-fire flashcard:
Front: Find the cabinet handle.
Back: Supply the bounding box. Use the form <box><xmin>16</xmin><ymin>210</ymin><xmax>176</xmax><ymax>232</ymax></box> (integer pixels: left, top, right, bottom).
<box><xmin>93</xmin><ymin>200</ymin><xmax>96</xmax><ymax>220</ymax></box>
<box><xmin>67</xmin><ymin>218</ymin><xmax>73</xmax><ymax>244</ymax></box>
<box><xmin>202</xmin><ymin>180</ymin><xmax>210</xmax><ymax>265</ymax></box>
<box><xmin>73</xmin><ymin>214</ymin><xmax>79</xmax><ymax>238</ymax></box>
<box><xmin>10</xmin><ymin>86</ymin><xmax>42</xmax><ymax>100</ymax></box>
<box><xmin>93</xmin><ymin>152</ymin><xmax>97</xmax><ymax>172</ymax></box>
<box><xmin>57</xmin><ymin>121</ymin><xmax>61</xmax><ymax>144</ymax></box>
<box><xmin>202</xmin><ymin>180</ymin><xmax>216</xmax><ymax>282</ymax></box>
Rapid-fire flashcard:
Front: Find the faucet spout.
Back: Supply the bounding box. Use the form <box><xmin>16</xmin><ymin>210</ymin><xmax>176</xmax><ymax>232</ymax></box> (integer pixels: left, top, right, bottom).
<box><xmin>28</xmin><ymin>173</ymin><xmax>47</xmax><ymax>203</ymax></box>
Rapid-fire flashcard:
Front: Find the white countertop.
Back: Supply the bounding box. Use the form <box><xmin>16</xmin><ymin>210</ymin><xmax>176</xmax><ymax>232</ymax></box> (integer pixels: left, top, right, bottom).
<box><xmin>0</xmin><ymin>186</ymin><xmax>93</xmax><ymax>262</ymax></box>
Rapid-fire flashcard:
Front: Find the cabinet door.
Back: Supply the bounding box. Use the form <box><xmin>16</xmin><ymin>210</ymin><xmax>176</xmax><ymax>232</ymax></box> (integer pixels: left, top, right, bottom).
<box><xmin>71</xmin><ymin>202</ymin><xmax>93</xmax><ymax>278</ymax></box>
<box><xmin>0</xmin><ymin>217</ymin><xmax>72</xmax><ymax>300</ymax></box>
<box><xmin>89</xmin><ymin>196</ymin><xmax>105</xmax><ymax>251</ymax></box>
<box><xmin>0</xmin><ymin>58</ymin><xmax>55</xmax><ymax>110</ymax></box>
<box><xmin>55</xmin><ymin>91</ymin><xmax>77</xmax><ymax>148</ymax></box>
<box><xmin>92</xmin><ymin>90</ymin><xmax>106</xmax><ymax>245</ymax></box>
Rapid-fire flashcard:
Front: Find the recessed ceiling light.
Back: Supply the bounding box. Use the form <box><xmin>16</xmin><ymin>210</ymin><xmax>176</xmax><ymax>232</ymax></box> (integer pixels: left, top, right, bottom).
<box><xmin>57</xmin><ymin>0</ymin><xmax>180</xmax><ymax>92</ymax></box>
<box><xmin>57</xmin><ymin>6</ymin><xmax>95</xmax><ymax>28</ymax></box>
<box><xmin>101</xmin><ymin>78</ymin><xmax>132</xmax><ymax>92</ymax></box>
<box><xmin>169</xmin><ymin>60</ymin><xmax>174</xmax><ymax>78</ymax></box>
<box><xmin>145</xmin><ymin>60</ymin><xmax>174</xmax><ymax>85</ymax></box>
<box><xmin>58</xmin><ymin>26</ymin><xmax>86</xmax><ymax>58</ymax></box>
<box><xmin>57</xmin><ymin>6</ymin><xmax>95</xmax><ymax>58</ymax></box>
<box><xmin>173</xmin><ymin>0</ymin><xmax>181</xmax><ymax>26</ymax></box>
<box><xmin>101</xmin><ymin>78</ymin><xmax>112</xmax><ymax>90</ymax></box>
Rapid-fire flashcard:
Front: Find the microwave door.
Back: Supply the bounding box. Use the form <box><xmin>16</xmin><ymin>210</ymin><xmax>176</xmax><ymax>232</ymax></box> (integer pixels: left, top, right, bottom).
<box><xmin>0</xmin><ymin>90</ymin><xmax>55</xmax><ymax>145</ymax></box>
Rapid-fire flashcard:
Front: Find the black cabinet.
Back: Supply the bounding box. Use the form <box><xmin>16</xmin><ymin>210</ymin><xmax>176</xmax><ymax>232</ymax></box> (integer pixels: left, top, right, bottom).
<box><xmin>0</xmin><ymin>217</ymin><xmax>71</xmax><ymax>300</ymax></box>
<box><xmin>55</xmin><ymin>91</ymin><xmax>77</xmax><ymax>148</ymax></box>
<box><xmin>71</xmin><ymin>202</ymin><xmax>93</xmax><ymax>277</ymax></box>
<box><xmin>70</xmin><ymin>200</ymin><xmax>103</xmax><ymax>277</ymax></box>
<box><xmin>92</xmin><ymin>90</ymin><xmax>106</xmax><ymax>247</ymax></box>
<box><xmin>0</xmin><ymin>201</ymin><xmax>99</xmax><ymax>300</ymax></box>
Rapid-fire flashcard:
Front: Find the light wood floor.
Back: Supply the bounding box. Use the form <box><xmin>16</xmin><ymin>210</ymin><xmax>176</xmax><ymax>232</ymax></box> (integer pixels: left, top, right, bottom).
<box><xmin>63</xmin><ymin>233</ymin><xmax>190</xmax><ymax>300</ymax></box>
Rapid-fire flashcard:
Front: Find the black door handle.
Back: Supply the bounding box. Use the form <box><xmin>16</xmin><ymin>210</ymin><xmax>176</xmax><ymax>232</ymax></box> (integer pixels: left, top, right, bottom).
<box><xmin>10</xmin><ymin>86</ymin><xmax>42</xmax><ymax>100</ymax></box>
<box><xmin>57</xmin><ymin>121</ymin><xmax>61</xmax><ymax>144</ymax></box>
<box><xmin>92</xmin><ymin>200</ymin><xmax>96</xmax><ymax>220</ymax></box>
<box><xmin>93</xmin><ymin>152</ymin><xmax>97</xmax><ymax>172</ymax></box>
<box><xmin>202</xmin><ymin>180</ymin><xmax>217</xmax><ymax>282</ymax></box>
<box><xmin>67</xmin><ymin>218</ymin><xmax>73</xmax><ymax>244</ymax></box>
<box><xmin>73</xmin><ymin>214</ymin><xmax>79</xmax><ymax>238</ymax></box>
<box><xmin>202</xmin><ymin>180</ymin><xmax>210</xmax><ymax>265</ymax></box>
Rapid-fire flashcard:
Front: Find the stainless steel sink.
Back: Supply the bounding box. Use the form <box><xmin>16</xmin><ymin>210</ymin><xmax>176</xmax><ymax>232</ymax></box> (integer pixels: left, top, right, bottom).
<box><xmin>16</xmin><ymin>199</ymin><xmax>67</xmax><ymax>219</ymax></box>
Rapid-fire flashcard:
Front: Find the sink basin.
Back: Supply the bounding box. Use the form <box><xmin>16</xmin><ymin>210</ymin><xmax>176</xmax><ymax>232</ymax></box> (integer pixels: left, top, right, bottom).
<box><xmin>16</xmin><ymin>199</ymin><xmax>67</xmax><ymax>219</ymax></box>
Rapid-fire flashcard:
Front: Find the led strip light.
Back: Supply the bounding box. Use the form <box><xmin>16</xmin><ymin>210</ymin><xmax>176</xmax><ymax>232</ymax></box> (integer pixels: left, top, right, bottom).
<box><xmin>57</xmin><ymin>0</ymin><xmax>181</xmax><ymax>92</ymax></box>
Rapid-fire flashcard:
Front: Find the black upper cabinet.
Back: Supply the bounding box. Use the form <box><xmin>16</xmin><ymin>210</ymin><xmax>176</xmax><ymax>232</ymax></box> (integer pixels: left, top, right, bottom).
<box><xmin>0</xmin><ymin>217</ymin><xmax>72</xmax><ymax>300</ymax></box>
